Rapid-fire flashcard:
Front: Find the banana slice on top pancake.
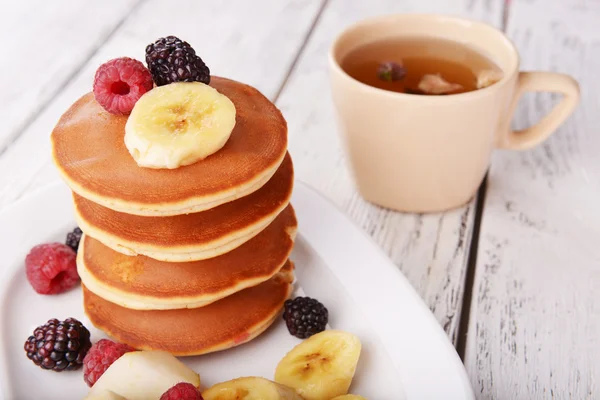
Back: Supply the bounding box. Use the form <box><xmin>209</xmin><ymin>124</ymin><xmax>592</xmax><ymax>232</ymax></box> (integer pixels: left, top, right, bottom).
<box><xmin>51</xmin><ymin>77</ymin><xmax>288</xmax><ymax>216</ymax></box>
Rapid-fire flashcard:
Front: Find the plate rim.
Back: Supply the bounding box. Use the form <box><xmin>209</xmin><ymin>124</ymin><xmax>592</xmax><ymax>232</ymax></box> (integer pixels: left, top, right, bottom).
<box><xmin>291</xmin><ymin>182</ymin><xmax>474</xmax><ymax>400</ymax></box>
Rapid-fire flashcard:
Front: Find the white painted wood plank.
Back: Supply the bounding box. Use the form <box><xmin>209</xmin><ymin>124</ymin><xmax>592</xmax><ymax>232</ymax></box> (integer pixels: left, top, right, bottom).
<box><xmin>0</xmin><ymin>0</ymin><xmax>323</xmax><ymax>207</ymax></box>
<box><xmin>0</xmin><ymin>0</ymin><xmax>139</xmax><ymax>152</ymax></box>
<box><xmin>277</xmin><ymin>0</ymin><xmax>504</xmax><ymax>343</ymax></box>
<box><xmin>465</xmin><ymin>0</ymin><xmax>600</xmax><ymax>397</ymax></box>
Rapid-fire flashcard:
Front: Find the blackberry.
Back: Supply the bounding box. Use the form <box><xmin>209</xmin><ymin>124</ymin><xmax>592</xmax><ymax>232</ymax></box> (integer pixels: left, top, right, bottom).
<box><xmin>145</xmin><ymin>36</ymin><xmax>210</xmax><ymax>86</ymax></box>
<box><xmin>283</xmin><ymin>297</ymin><xmax>328</xmax><ymax>339</ymax></box>
<box><xmin>65</xmin><ymin>227</ymin><xmax>83</xmax><ymax>252</ymax></box>
<box><xmin>24</xmin><ymin>318</ymin><xmax>91</xmax><ymax>372</ymax></box>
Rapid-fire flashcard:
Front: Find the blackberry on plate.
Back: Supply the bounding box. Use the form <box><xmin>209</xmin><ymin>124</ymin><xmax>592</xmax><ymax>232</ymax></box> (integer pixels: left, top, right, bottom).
<box><xmin>283</xmin><ymin>296</ymin><xmax>329</xmax><ymax>339</ymax></box>
<box><xmin>65</xmin><ymin>227</ymin><xmax>83</xmax><ymax>252</ymax></box>
<box><xmin>145</xmin><ymin>36</ymin><xmax>210</xmax><ymax>86</ymax></box>
<box><xmin>24</xmin><ymin>318</ymin><xmax>91</xmax><ymax>372</ymax></box>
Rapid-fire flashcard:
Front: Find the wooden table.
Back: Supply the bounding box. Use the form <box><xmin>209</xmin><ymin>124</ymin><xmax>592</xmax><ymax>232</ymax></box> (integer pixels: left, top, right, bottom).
<box><xmin>1</xmin><ymin>0</ymin><xmax>596</xmax><ymax>398</ymax></box>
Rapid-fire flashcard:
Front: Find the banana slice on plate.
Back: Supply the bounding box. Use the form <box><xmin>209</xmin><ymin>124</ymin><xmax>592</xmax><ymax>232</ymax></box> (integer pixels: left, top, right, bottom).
<box><xmin>202</xmin><ymin>377</ymin><xmax>302</xmax><ymax>400</ymax></box>
<box><xmin>125</xmin><ymin>81</ymin><xmax>236</xmax><ymax>169</ymax></box>
<box><xmin>274</xmin><ymin>330</ymin><xmax>362</xmax><ymax>400</ymax></box>
<box><xmin>331</xmin><ymin>395</ymin><xmax>368</xmax><ymax>400</ymax></box>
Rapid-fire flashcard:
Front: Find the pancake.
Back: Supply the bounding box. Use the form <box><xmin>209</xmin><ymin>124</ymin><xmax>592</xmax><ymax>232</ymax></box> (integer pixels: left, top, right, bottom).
<box><xmin>83</xmin><ymin>263</ymin><xmax>294</xmax><ymax>356</ymax></box>
<box><xmin>78</xmin><ymin>206</ymin><xmax>297</xmax><ymax>310</ymax></box>
<box><xmin>51</xmin><ymin>76</ymin><xmax>288</xmax><ymax>216</ymax></box>
<box><xmin>74</xmin><ymin>153</ymin><xmax>293</xmax><ymax>262</ymax></box>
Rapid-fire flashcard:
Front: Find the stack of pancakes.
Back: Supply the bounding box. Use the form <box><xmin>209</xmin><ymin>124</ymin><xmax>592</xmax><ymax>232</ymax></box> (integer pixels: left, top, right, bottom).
<box><xmin>51</xmin><ymin>77</ymin><xmax>297</xmax><ymax>356</ymax></box>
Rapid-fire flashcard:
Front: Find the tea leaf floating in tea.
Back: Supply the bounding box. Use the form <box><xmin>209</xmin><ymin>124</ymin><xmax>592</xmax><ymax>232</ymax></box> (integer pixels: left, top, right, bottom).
<box><xmin>477</xmin><ymin>69</ymin><xmax>504</xmax><ymax>89</ymax></box>
<box><xmin>377</xmin><ymin>61</ymin><xmax>406</xmax><ymax>82</ymax></box>
<box><xmin>418</xmin><ymin>74</ymin><xmax>463</xmax><ymax>95</ymax></box>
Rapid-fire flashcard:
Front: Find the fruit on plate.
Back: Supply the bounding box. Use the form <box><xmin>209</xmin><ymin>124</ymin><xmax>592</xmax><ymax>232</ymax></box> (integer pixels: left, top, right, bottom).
<box><xmin>202</xmin><ymin>377</ymin><xmax>302</xmax><ymax>400</ymax></box>
<box><xmin>283</xmin><ymin>296</ymin><xmax>329</xmax><ymax>339</ymax></box>
<box><xmin>84</xmin><ymin>339</ymin><xmax>135</xmax><ymax>387</ymax></box>
<box><xmin>85</xmin><ymin>350</ymin><xmax>200</xmax><ymax>400</ymax></box>
<box><xmin>124</xmin><ymin>81</ymin><xmax>236</xmax><ymax>169</ymax></box>
<box><xmin>65</xmin><ymin>226</ymin><xmax>83</xmax><ymax>253</ymax></box>
<box><xmin>160</xmin><ymin>382</ymin><xmax>203</xmax><ymax>400</ymax></box>
<box><xmin>25</xmin><ymin>242</ymin><xmax>79</xmax><ymax>295</ymax></box>
<box><xmin>331</xmin><ymin>395</ymin><xmax>368</xmax><ymax>400</ymax></box>
<box><xmin>274</xmin><ymin>330</ymin><xmax>362</xmax><ymax>400</ymax></box>
<box><xmin>145</xmin><ymin>36</ymin><xmax>210</xmax><ymax>86</ymax></box>
<box><xmin>24</xmin><ymin>318</ymin><xmax>91</xmax><ymax>371</ymax></box>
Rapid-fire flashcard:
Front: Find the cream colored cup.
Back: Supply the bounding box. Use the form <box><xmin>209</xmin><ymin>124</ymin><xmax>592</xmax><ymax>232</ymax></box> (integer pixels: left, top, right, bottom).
<box><xmin>329</xmin><ymin>14</ymin><xmax>579</xmax><ymax>213</ymax></box>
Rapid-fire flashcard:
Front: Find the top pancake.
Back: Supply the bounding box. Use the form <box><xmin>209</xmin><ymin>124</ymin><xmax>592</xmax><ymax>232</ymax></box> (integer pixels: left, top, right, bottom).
<box><xmin>51</xmin><ymin>76</ymin><xmax>288</xmax><ymax>216</ymax></box>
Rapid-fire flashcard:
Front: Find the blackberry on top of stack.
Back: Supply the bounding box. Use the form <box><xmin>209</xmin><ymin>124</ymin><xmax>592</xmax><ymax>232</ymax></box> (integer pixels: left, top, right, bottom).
<box><xmin>51</xmin><ymin>36</ymin><xmax>297</xmax><ymax>356</ymax></box>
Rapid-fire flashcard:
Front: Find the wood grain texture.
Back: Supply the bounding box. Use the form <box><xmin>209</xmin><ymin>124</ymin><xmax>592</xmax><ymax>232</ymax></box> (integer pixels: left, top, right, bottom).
<box><xmin>0</xmin><ymin>0</ymin><xmax>140</xmax><ymax>154</ymax></box>
<box><xmin>277</xmin><ymin>0</ymin><xmax>504</xmax><ymax>343</ymax></box>
<box><xmin>465</xmin><ymin>0</ymin><xmax>600</xmax><ymax>398</ymax></box>
<box><xmin>0</xmin><ymin>0</ymin><xmax>324</xmax><ymax>208</ymax></box>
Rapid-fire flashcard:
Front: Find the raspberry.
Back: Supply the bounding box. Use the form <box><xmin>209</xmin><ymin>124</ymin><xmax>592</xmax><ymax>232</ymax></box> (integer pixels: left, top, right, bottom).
<box><xmin>24</xmin><ymin>318</ymin><xmax>91</xmax><ymax>371</ymax></box>
<box><xmin>93</xmin><ymin>57</ymin><xmax>154</xmax><ymax>115</ymax></box>
<box><xmin>25</xmin><ymin>243</ymin><xmax>79</xmax><ymax>295</ymax></box>
<box><xmin>283</xmin><ymin>297</ymin><xmax>329</xmax><ymax>339</ymax></box>
<box><xmin>83</xmin><ymin>339</ymin><xmax>135</xmax><ymax>387</ymax></box>
<box><xmin>160</xmin><ymin>383</ymin><xmax>203</xmax><ymax>400</ymax></box>
<box><xmin>145</xmin><ymin>36</ymin><xmax>210</xmax><ymax>86</ymax></box>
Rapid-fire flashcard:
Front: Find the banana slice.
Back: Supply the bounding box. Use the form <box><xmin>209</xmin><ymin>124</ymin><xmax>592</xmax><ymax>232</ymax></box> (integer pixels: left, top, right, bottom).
<box><xmin>85</xmin><ymin>350</ymin><xmax>200</xmax><ymax>400</ymax></box>
<box><xmin>274</xmin><ymin>330</ymin><xmax>362</xmax><ymax>400</ymax></box>
<box><xmin>125</xmin><ymin>81</ymin><xmax>236</xmax><ymax>169</ymax></box>
<box><xmin>331</xmin><ymin>395</ymin><xmax>368</xmax><ymax>400</ymax></box>
<box><xmin>202</xmin><ymin>377</ymin><xmax>302</xmax><ymax>400</ymax></box>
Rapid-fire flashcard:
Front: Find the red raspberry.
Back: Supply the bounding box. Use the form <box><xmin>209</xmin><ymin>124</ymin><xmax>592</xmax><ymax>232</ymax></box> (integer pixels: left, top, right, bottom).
<box><xmin>93</xmin><ymin>57</ymin><xmax>153</xmax><ymax>115</ymax></box>
<box><xmin>25</xmin><ymin>243</ymin><xmax>79</xmax><ymax>295</ymax></box>
<box><xmin>83</xmin><ymin>339</ymin><xmax>135</xmax><ymax>387</ymax></box>
<box><xmin>160</xmin><ymin>383</ymin><xmax>203</xmax><ymax>400</ymax></box>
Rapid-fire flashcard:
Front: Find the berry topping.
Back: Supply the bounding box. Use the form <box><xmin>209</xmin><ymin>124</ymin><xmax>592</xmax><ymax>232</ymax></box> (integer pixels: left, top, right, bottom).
<box><xmin>160</xmin><ymin>382</ymin><xmax>203</xmax><ymax>400</ymax></box>
<box><xmin>93</xmin><ymin>57</ymin><xmax>154</xmax><ymax>115</ymax></box>
<box><xmin>283</xmin><ymin>296</ymin><xmax>329</xmax><ymax>339</ymax></box>
<box><xmin>25</xmin><ymin>243</ymin><xmax>79</xmax><ymax>295</ymax></box>
<box><xmin>65</xmin><ymin>227</ymin><xmax>83</xmax><ymax>253</ymax></box>
<box><xmin>24</xmin><ymin>318</ymin><xmax>91</xmax><ymax>371</ymax></box>
<box><xmin>377</xmin><ymin>61</ymin><xmax>406</xmax><ymax>82</ymax></box>
<box><xmin>83</xmin><ymin>339</ymin><xmax>135</xmax><ymax>387</ymax></box>
<box><xmin>145</xmin><ymin>36</ymin><xmax>210</xmax><ymax>86</ymax></box>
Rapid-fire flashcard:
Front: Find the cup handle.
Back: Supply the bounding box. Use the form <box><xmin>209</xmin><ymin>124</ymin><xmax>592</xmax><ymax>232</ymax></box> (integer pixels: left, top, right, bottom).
<box><xmin>497</xmin><ymin>71</ymin><xmax>580</xmax><ymax>150</ymax></box>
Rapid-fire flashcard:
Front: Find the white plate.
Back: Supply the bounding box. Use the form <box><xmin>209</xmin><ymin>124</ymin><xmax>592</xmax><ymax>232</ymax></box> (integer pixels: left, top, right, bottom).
<box><xmin>0</xmin><ymin>181</ymin><xmax>474</xmax><ymax>400</ymax></box>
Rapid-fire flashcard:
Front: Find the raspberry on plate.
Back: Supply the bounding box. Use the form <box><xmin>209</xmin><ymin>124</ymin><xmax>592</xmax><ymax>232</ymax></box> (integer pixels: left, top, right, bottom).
<box><xmin>83</xmin><ymin>339</ymin><xmax>135</xmax><ymax>387</ymax></box>
<box><xmin>93</xmin><ymin>57</ymin><xmax>154</xmax><ymax>115</ymax></box>
<box><xmin>25</xmin><ymin>243</ymin><xmax>79</xmax><ymax>295</ymax></box>
<box><xmin>160</xmin><ymin>382</ymin><xmax>203</xmax><ymax>400</ymax></box>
